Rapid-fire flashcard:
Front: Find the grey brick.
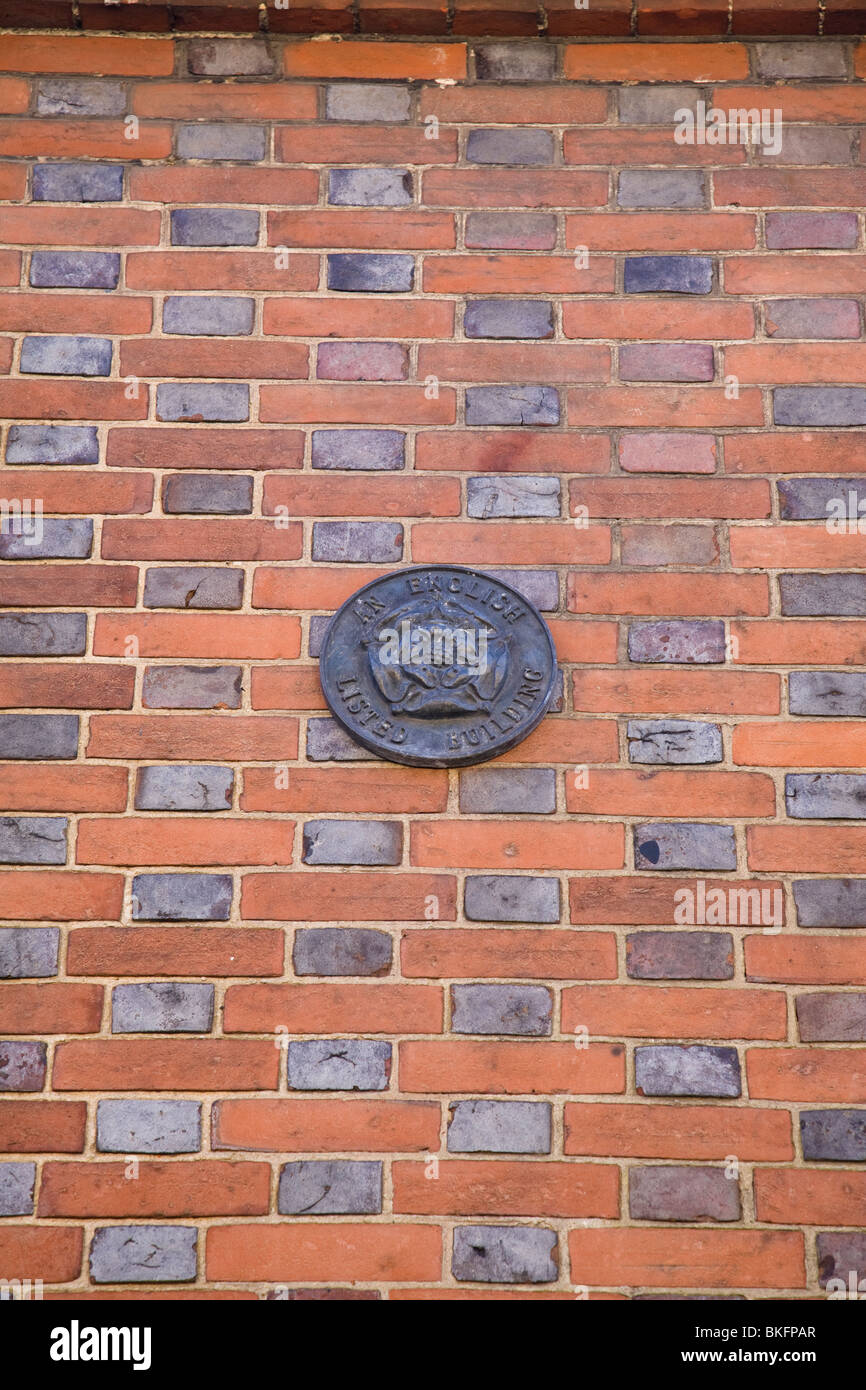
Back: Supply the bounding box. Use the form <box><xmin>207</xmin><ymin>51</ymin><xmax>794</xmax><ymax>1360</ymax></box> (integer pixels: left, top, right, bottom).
<box><xmin>465</xmin><ymin>875</ymin><xmax>560</xmax><ymax>924</ymax></box>
<box><xmin>447</xmin><ymin>1099</ymin><xmax>551</xmax><ymax>1154</ymax></box>
<box><xmin>790</xmin><ymin>671</ymin><xmax>866</xmax><ymax>718</ymax></box>
<box><xmin>325</xmin><ymin>84</ymin><xmax>410</xmax><ymax>122</ymax></box>
<box><xmin>475</xmin><ymin>42</ymin><xmax>557</xmax><ymax>81</ymax></box>
<box><xmin>629</xmin><ymin>1165</ymin><xmax>739</xmax><ymax>1222</ymax></box>
<box><xmin>452</xmin><ymin>1225</ymin><xmax>557</xmax><ymax>1283</ymax></box>
<box><xmin>627</xmin><ymin>931</ymin><xmax>734</xmax><ymax>980</ymax></box>
<box><xmin>327</xmin><ymin>253</ymin><xmax>414</xmax><ymax>293</ymax></box>
<box><xmin>801</xmin><ymin>1110</ymin><xmax>866</xmax><ymax>1163</ymax></box>
<box><xmin>766</xmin><ymin>212</ymin><xmax>857</xmax><ymax>250</ymax></box>
<box><xmin>135</xmin><ymin>765</ymin><xmax>233</xmax><ymax>812</ymax></box>
<box><xmin>628</xmin><ymin>719</ymin><xmax>722</xmax><ymax>765</ymax></box>
<box><xmin>634</xmin><ymin>823</ymin><xmax>736</xmax><ymax>871</ymax></box>
<box><xmin>619</xmin><ymin>170</ymin><xmax>705</xmax><ymax>209</ymax></box>
<box><xmin>305</xmin><ymin>717</ymin><xmax>377</xmax><ymax>762</ymax></box>
<box><xmin>618</xmin><ymin>86</ymin><xmax>704</xmax><ymax>124</ymax></box>
<box><xmin>452</xmin><ymin>984</ymin><xmax>552</xmax><ymax>1036</ymax></box>
<box><xmin>755</xmin><ymin>41</ymin><xmax>848</xmax><ymax>79</ymax></box>
<box><xmin>635</xmin><ymin>1044</ymin><xmax>741</xmax><ymax>1098</ymax></box>
<box><xmin>188</xmin><ymin>39</ymin><xmax>275</xmax><ymax>76</ymax></box>
<box><xmin>278</xmin><ymin>1160</ymin><xmax>382</xmax><ymax>1214</ymax></box>
<box><xmin>466</xmin><ymin>385</ymin><xmax>560</xmax><ymax>427</ymax></box>
<box><xmin>619</xmin><ymin>343</ymin><xmax>714</xmax><ymax>382</ymax></box>
<box><xmin>781</xmin><ymin>574</ymin><xmax>866</xmax><ymax>616</ymax></box>
<box><xmin>144</xmin><ymin>567</ymin><xmax>244</xmax><ymax>610</ymax></box>
<box><xmin>766</xmin><ymin>299</ymin><xmax>860</xmax><ymax>339</ymax></box>
<box><xmin>143</xmin><ymin>665</ymin><xmax>241</xmax><ymax>710</ymax></box>
<box><xmin>20</xmin><ymin>336</ymin><xmax>112</xmax><ymax>377</ymax></box>
<box><xmin>33</xmin><ymin>163</ymin><xmax>123</xmax><ymax>203</ymax></box>
<box><xmin>625</xmin><ymin>256</ymin><xmax>713</xmax><ymax>294</ymax></box>
<box><xmin>0</xmin><ymin>715</ymin><xmax>78</xmax><ymax>760</ymax></box>
<box><xmin>36</xmin><ymin>78</ymin><xmax>127</xmax><ymax>117</ymax></box>
<box><xmin>779</xmin><ymin>476</ymin><xmax>866</xmax><ymax>520</ymax></box>
<box><xmin>302</xmin><ymin>819</ymin><xmax>402</xmax><ymax>867</ymax></box>
<box><xmin>0</xmin><ymin>1162</ymin><xmax>35</xmax><ymax>1216</ymax></box>
<box><xmin>466</xmin><ymin>210</ymin><xmax>556</xmax><ymax>251</ymax></box>
<box><xmin>464</xmin><ymin>299</ymin><xmax>553</xmax><ymax>340</ymax></box>
<box><xmin>0</xmin><ymin>613</ymin><xmax>86</xmax><ymax>657</ymax></box>
<box><xmin>293</xmin><ymin>927</ymin><xmax>392</xmax><ymax>977</ymax></box>
<box><xmin>774</xmin><ymin>388</ymin><xmax>866</xmax><ymax>427</ymax></box>
<box><xmin>484</xmin><ymin>569</ymin><xmax>558</xmax><ymax>611</ymax></box>
<box><xmin>308</xmin><ymin>615</ymin><xmax>330</xmax><ymax>659</ymax></box>
<box><xmin>312</xmin><ymin>521</ymin><xmax>402</xmax><ymax>563</ymax></box>
<box><xmin>112</xmin><ymin>982</ymin><xmax>215</xmax><ymax>1034</ymax></box>
<box><xmin>156</xmin><ymin>383</ymin><xmax>249</xmax><ymax>423</ymax></box>
<box><xmin>0</xmin><ymin>928</ymin><xmax>59</xmax><ymax>979</ymax></box>
<box><xmin>163</xmin><ymin>474</ymin><xmax>253</xmax><ymax>515</ymax></box>
<box><xmin>467</xmin><ymin>129</ymin><xmax>554</xmax><ymax>166</ymax></box>
<box><xmin>163</xmin><ymin>296</ymin><xmax>254</xmax><ymax>337</ymax></box>
<box><xmin>794</xmin><ymin>878</ymin><xmax>866</xmax><ymax>928</ymax></box>
<box><xmin>328</xmin><ymin>168</ymin><xmax>412</xmax><ymax>206</ymax></box>
<box><xmin>312</xmin><ymin>428</ymin><xmax>405</xmax><ymax>472</ymax></box>
<box><xmin>287</xmin><ymin>1040</ymin><xmax>391</xmax><ymax>1091</ymax></box>
<box><xmin>170</xmin><ymin>208</ymin><xmax>259</xmax><ymax>247</ymax></box>
<box><xmin>467</xmin><ymin>475</ymin><xmax>560</xmax><ymax>519</ymax></box>
<box><xmin>459</xmin><ymin>767</ymin><xmax>556</xmax><ymax>814</ymax></box>
<box><xmin>628</xmin><ymin>620</ymin><xmax>725</xmax><ymax>665</ymax></box>
<box><xmin>30</xmin><ymin>251</ymin><xmax>120</xmax><ymax>289</ymax></box>
<box><xmin>0</xmin><ymin>1041</ymin><xmax>47</xmax><ymax>1091</ymax></box>
<box><xmin>0</xmin><ymin>817</ymin><xmax>67</xmax><ymax>865</ymax></box>
<box><xmin>131</xmin><ymin>873</ymin><xmax>232</xmax><ymax>922</ymax></box>
<box><xmin>90</xmin><ymin>1225</ymin><xmax>197</xmax><ymax>1283</ymax></box>
<box><xmin>0</xmin><ymin>519</ymin><xmax>93</xmax><ymax>560</ymax></box>
<box><xmin>796</xmin><ymin>992</ymin><xmax>866</xmax><ymax>1042</ymax></box>
<box><xmin>6</xmin><ymin>424</ymin><xmax>99</xmax><ymax>465</ymax></box>
<box><xmin>97</xmin><ymin>1098</ymin><xmax>201</xmax><ymax>1154</ymax></box>
<box><xmin>786</xmin><ymin>773</ymin><xmax>866</xmax><ymax>819</ymax></box>
<box><xmin>177</xmin><ymin>124</ymin><xmax>266</xmax><ymax>161</ymax></box>
<box><xmin>817</xmin><ymin>1232</ymin><xmax>866</xmax><ymax>1288</ymax></box>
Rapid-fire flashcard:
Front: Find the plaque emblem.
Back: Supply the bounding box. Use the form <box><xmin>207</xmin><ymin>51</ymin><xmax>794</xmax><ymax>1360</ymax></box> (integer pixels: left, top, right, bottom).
<box><xmin>319</xmin><ymin>565</ymin><xmax>558</xmax><ymax>768</ymax></box>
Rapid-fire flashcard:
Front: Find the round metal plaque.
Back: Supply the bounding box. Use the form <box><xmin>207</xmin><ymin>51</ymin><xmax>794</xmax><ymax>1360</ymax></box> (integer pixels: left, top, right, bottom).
<box><xmin>319</xmin><ymin>565</ymin><xmax>558</xmax><ymax>768</ymax></box>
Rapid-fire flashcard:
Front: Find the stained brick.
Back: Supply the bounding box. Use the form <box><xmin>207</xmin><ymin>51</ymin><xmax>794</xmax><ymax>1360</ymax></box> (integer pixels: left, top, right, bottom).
<box><xmin>0</xmin><ymin>928</ymin><xmax>59</xmax><ymax>979</ymax></box>
<box><xmin>618</xmin><ymin>171</ymin><xmax>705</xmax><ymax>209</ymax></box>
<box><xmin>135</xmin><ymin>766</ymin><xmax>233</xmax><ymax>812</ymax></box>
<box><xmin>0</xmin><ymin>519</ymin><xmax>93</xmax><ymax>561</ymax></box>
<box><xmin>90</xmin><ymin>1225</ymin><xmax>197</xmax><ymax>1283</ymax></box>
<box><xmin>0</xmin><ymin>1162</ymin><xmax>35</xmax><ymax>1216</ymax></box>
<box><xmin>36</xmin><ymin>78</ymin><xmax>127</xmax><ymax>116</ymax></box>
<box><xmin>327</xmin><ymin>254</ymin><xmax>414</xmax><ymax>293</ymax></box>
<box><xmin>144</xmin><ymin>568</ymin><xmax>245</xmax><ymax>610</ymax></box>
<box><xmin>0</xmin><ymin>1041</ymin><xmax>47</xmax><ymax>1092</ymax></box>
<box><xmin>634</xmin><ymin>823</ymin><xmax>736</xmax><ymax>871</ymax></box>
<box><xmin>0</xmin><ymin>816</ymin><xmax>67</xmax><ymax>865</ymax></box>
<box><xmin>794</xmin><ymin>879</ymin><xmax>866</xmax><ymax>928</ymax></box>
<box><xmin>765</xmin><ymin>212</ymin><xmax>857</xmax><ymax>250</ymax></box>
<box><xmin>306</xmin><ymin>717</ymin><xmax>376</xmax><ymax>762</ymax></box>
<box><xmin>6</xmin><ymin>424</ymin><xmax>99</xmax><ymax>464</ymax></box>
<box><xmin>131</xmin><ymin>874</ymin><xmax>233</xmax><ymax>922</ymax></box>
<box><xmin>620</xmin><ymin>343</ymin><xmax>714</xmax><ymax>382</ymax></box>
<box><xmin>312</xmin><ymin>521</ymin><xmax>403</xmax><ymax>563</ymax></box>
<box><xmin>293</xmin><ymin>928</ymin><xmax>393</xmax><ymax>977</ymax></box>
<box><xmin>0</xmin><ymin>613</ymin><xmax>86</xmax><ymax>657</ymax></box>
<box><xmin>766</xmin><ymin>299</ymin><xmax>860</xmax><ymax>339</ymax></box>
<box><xmin>302</xmin><ymin>820</ymin><xmax>402</xmax><ymax>867</ymax></box>
<box><xmin>156</xmin><ymin>383</ymin><xmax>249</xmax><ymax>423</ymax></box>
<box><xmin>789</xmin><ymin>672</ymin><xmax>866</xmax><ymax>717</ymax></box>
<box><xmin>474</xmin><ymin>43</ymin><xmax>556</xmax><ymax>80</ymax></box>
<box><xmin>467</xmin><ymin>475</ymin><xmax>560</xmax><ymax>518</ymax></box>
<box><xmin>628</xmin><ymin>720</ymin><xmax>722</xmax><ymax>765</ymax></box>
<box><xmin>452</xmin><ymin>1225</ymin><xmax>556</xmax><ymax>1283</ymax></box>
<box><xmin>786</xmin><ymin>774</ymin><xmax>866</xmax><ymax>819</ymax></box>
<box><xmin>459</xmin><ymin>768</ymin><xmax>556</xmax><ymax>814</ymax></box>
<box><xmin>33</xmin><ymin>163</ymin><xmax>123</xmax><ymax>203</ymax></box>
<box><xmin>20</xmin><ymin>336</ymin><xmax>112</xmax><ymax>377</ymax></box>
<box><xmin>627</xmin><ymin>932</ymin><xmax>734</xmax><ymax>980</ymax></box>
<box><xmin>188</xmin><ymin>40</ymin><xmax>275</xmax><ymax>76</ymax></box>
<box><xmin>781</xmin><ymin>574</ymin><xmax>866</xmax><ymax>616</ymax></box>
<box><xmin>624</xmin><ymin>257</ymin><xmax>713</xmax><ymax>294</ymax></box>
<box><xmin>451</xmin><ymin>984</ymin><xmax>552</xmax><ymax>1036</ymax></box>
<box><xmin>817</xmin><ymin>1233</ymin><xmax>866</xmax><ymax>1288</ymax></box>
<box><xmin>464</xmin><ymin>876</ymin><xmax>560</xmax><ymax>923</ymax></box>
<box><xmin>329</xmin><ymin>169</ymin><xmax>412</xmax><ymax>207</ymax></box>
<box><xmin>635</xmin><ymin>1045</ymin><xmax>741</xmax><ymax>1098</ymax></box>
<box><xmin>628</xmin><ymin>620</ymin><xmax>725</xmax><ymax>664</ymax></box>
<box><xmin>112</xmin><ymin>983</ymin><xmax>215</xmax><ymax>1034</ymax></box>
<box><xmin>796</xmin><ymin>992</ymin><xmax>866</xmax><ymax>1042</ymax></box>
<box><xmin>774</xmin><ymin>388</ymin><xmax>866</xmax><ymax>427</ymax></box>
<box><xmin>465</xmin><ymin>386</ymin><xmax>560</xmax><ymax>426</ymax></box>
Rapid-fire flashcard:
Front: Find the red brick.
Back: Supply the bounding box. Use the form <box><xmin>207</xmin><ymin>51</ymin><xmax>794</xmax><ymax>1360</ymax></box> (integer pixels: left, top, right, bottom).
<box><xmin>107</xmin><ymin>428</ymin><xmax>303</xmax><ymax>471</ymax></box>
<box><xmin>133</xmin><ymin>83</ymin><xmax>317</xmax><ymax>119</ymax></box>
<box><xmin>39</xmin><ymin>1161</ymin><xmax>271</xmax><ymax>1218</ymax></box>
<box><xmin>263</xmin><ymin>298</ymin><xmax>454</xmax><ymax>339</ymax></box>
<box><xmin>0</xmin><ymin>380</ymin><xmax>147</xmax><ymax>420</ymax></box>
<box><xmin>573</xmin><ymin>669</ymin><xmax>779</xmax><ymax>714</ymax></box>
<box><xmin>0</xmin><ymin>120</ymin><xmax>170</xmax><ymax>159</ymax></box>
<box><xmin>0</xmin><ymin>1227</ymin><xmax>83</xmax><ymax>1283</ymax></box>
<box><xmin>563</xmin><ymin>300</ymin><xmax>754</xmax><ymax>341</ymax></box>
<box><xmin>748</xmin><ymin>825</ymin><xmax>866</xmax><ymax>874</ymax></box>
<box><xmin>0</xmin><ymin>206</ymin><xmax>159</xmax><ymax>245</ymax></box>
<box><xmin>566</xmin><ymin>211</ymin><xmax>755</xmax><ymax>248</ymax></box>
<box><xmin>562</xmin><ymin>984</ymin><xmax>786</xmax><ymax>1040</ymax></box>
<box><xmin>67</xmin><ymin>927</ymin><xmax>285</xmax><ymax>978</ymax></box>
<box><xmin>263</xmin><ymin>475</ymin><xmax>460</xmax><ymax>518</ymax></box>
<box><xmin>283</xmin><ymin>39</ymin><xmax>466</xmax><ymax>78</ymax></box>
<box><xmin>87</xmin><ymin>716</ymin><xmax>299</xmax><ymax>762</ymax></box>
<box><xmin>424</xmin><ymin>170</ymin><xmax>608</xmax><ymax>209</ymax></box>
<box><xmin>569</xmin><ymin>877</ymin><xmax>784</xmax><ymax>924</ymax></box>
<box><xmin>411</xmin><ymin>821</ymin><xmax>624</xmax><ymax>871</ymax></box>
<box><xmin>250</xmin><ymin>667</ymin><xmax>327</xmax><ymax>711</ymax></box>
<box><xmin>0</xmin><ymin>871</ymin><xmax>121</xmax><ymax>922</ymax></box>
<box><xmin>242</xmin><ymin>872</ymin><xmax>456</xmax><ymax>923</ymax></box>
<box><xmin>568</xmin><ymin>572</ymin><xmax>768</xmax><ymax>616</ymax></box>
<box><xmin>241</xmin><ymin>766</ymin><xmax>448</xmax><ymax>814</ymax></box>
<box><xmin>260</xmin><ymin>385</ymin><xmax>456</xmax><ymax>426</ymax></box>
<box><xmin>77</xmin><ymin>819</ymin><xmax>294</xmax><ymax>868</ymax></box>
<box><xmin>0</xmin><ymin>983</ymin><xmax>103</xmax><ymax>1034</ymax></box>
<box><xmin>0</xmin><ymin>293</ymin><xmax>152</xmax><ymax>335</ymax></box>
<box><xmin>94</xmin><ymin>614</ymin><xmax>301</xmax><ymax>660</ymax></box>
<box><xmin>1</xmin><ymin>471</ymin><xmax>152</xmax><ymax>515</ymax></box>
<box><xmin>0</xmin><ymin>566</ymin><xmax>137</xmax><ymax>610</ymax></box>
<box><xmin>126</xmin><ymin>252</ymin><xmax>319</xmax><ymax>292</ymax></box>
<box><xmin>568</xmin><ymin>1228</ymin><xmax>804</xmax><ymax>1289</ymax></box>
<box><xmin>275</xmin><ymin>125</ymin><xmax>458</xmax><ymax>165</ymax></box>
<box><xmin>418</xmin><ymin>343</ymin><xmax>609</xmax><ymax>383</ymax></box>
<box><xmin>755</xmin><ymin>1170</ymin><xmax>866</xmax><ymax>1227</ymax></box>
<box><xmin>567</xmin><ymin>387</ymin><xmax>763</xmax><ymax>428</ymax></box>
<box><xmin>101</xmin><ymin>520</ymin><xmax>302</xmax><ymax>562</ymax></box>
<box><xmin>121</xmin><ymin>340</ymin><xmax>309</xmax><ymax>381</ymax></box>
<box><xmin>207</xmin><ymin>1222</ymin><xmax>442</xmax><ymax>1283</ymax></box>
<box><xmin>424</xmin><ymin>255</ymin><xmax>614</xmax><ymax>294</ymax></box>
<box><xmin>400</xmin><ymin>1040</ymin><xmax>625</xmax><ymax>1094</ymax></box>
<box><xmin>0</xmin><ymin>34</ymin><xmax>174</xmax><ymax>74</ymax></box>
<box><xmin>0</xmin><ymin>1100</ymin><xmax>87</xmax><ymax>1154</ymax></box>
<box><xmin>401</xmin><ymin>928</ymin><xmax>617</xmax><ymax>980</ymax></box>
<box><xmin>53</xmin><ymin>1040</ymin><xmax>280</xmax><ymax>1092</ymax></box>
<box><xmin>569</xmin><ymin>478</ymin><xmax>769</xmax><ymax>519</ymax></box>
<box><xmin>0</xmin><ymin>664</ymin><xmax>134</xmax><ymax>710</ymax></box>
<box><xmin>269</xmin><ymin>209</ymin><xmax>455</xmax><ymax>250</ymax></box>
<box><xmin>213</xmin><ymin>1098</ymin><xmax>440</xmax><ymax>1152</ymax></box>
<box><xmin>747</xmin><ymin>1048</ymin><xmax>866</xmax><ymax>1103</ymax></box>
<box><xmin>564</xmin><ymin>1102</ymin><xmax>793</xmax><ymax>1159</ymax></box>
<box><xmin>413</xmin><ymin>523</ymin><xmax>610</xmax><ymax>565</ymax></box>
<box><xmin>745</xmin><ymin>935</ymin><xmax>866</xmax><ymax>987</ymax></box>
<box><xmin>566</xmin><ymin>769</ymin><xmax>775</xmax><ymax>818</ymax></box>
<box><xmin>393</xmin><ymin>1159</ymin><xmax>620</xmax><ymax>1217</ymax></box>
<box><xmin>563</xmin><ymin>42</ymin><xmax>750</xmax><ymax>81</ymax></box>
<box><xmin>420</xmin><ymin>85</ymin><xmax>606</xmax><ymax>123</ymax></box>
<box><xmin>224</xmin><ymin>983</ymin><xmax>443</xmax><ymax>1034</ymax></box>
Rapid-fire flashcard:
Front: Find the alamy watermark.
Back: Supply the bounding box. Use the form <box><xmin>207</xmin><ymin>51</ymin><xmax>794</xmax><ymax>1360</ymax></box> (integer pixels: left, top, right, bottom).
<box><xmin>674</xmin><ymin>880</ymin><xmax>783</xmax><ymax>928</ymax></box>
<box><xmin>377</xmin><ymin>618</ymin><xmax>489</xmax><ymax>675</ymax></box>
<box><xmin>674</xmin><ymin>101</ymin><xmax>783</xmax><ymax>156</ymax></box>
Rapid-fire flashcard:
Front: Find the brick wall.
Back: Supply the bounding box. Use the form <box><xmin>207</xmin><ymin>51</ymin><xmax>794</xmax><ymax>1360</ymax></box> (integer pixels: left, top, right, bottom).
<box><xmin>1</xmin><ymin>20</ymin><xmax>865</xmax><ymax>1300</ymax></box>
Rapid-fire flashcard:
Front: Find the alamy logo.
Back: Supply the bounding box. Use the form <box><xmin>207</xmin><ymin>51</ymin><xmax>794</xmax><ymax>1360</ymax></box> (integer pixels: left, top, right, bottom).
<box><xmin>378</xmin><ymin>618</ymin><xmax>489</xmax><ymax>674</ymax></box>
<box><xmin>674</xmin><ymin>101</ymin><xmax>783</xmax><ymax>156</ymax></box>
<box><xmin>49</xmin><ymin>1320</ymin><xmax>152</xmax><ymax>1372</ymax></box>
<box><xmin>0</xmin><ymin>497</ymin><xmax>43</xmax><ymax>546</ymax></box>
<box><xmin>674</xmin><ymin>880</ymin><xmax>783</xmax><ymax>927</ymax></box>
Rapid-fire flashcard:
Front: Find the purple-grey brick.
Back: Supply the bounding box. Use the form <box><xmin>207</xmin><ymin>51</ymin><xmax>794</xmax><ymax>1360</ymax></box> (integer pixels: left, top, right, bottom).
<box><xmin>465</xmin><ymin>210</ymin><xmax>556</xmax><ymax>251</ymax></box>
<box><xmin>0</xmin><ymin>613</ymin><xmax>86</xmax><ymax>657</ymax></box>
<box><xmin>620</xmin><ymin>343</ymin><xmax>714</xmax><ymax>382</ymax></box>
<box><xmin>143</xmin><ymin>665</ymin><xmax>241</xmax><ymax>711</ymax></box>
<box><xmin>0</xmin><ymin>715</ymin><xmax>78</xmax><ymax>760</ymax></box>
<box><xmin>33</xmin><ymin>163</ymin><xmax>123</xmax><ymax>203</ymax></box>
<box><xmin>287</xmin><ymin>1040</ymin><xmax>391</xmax><ymax>1091</ymax></box>
<box><xmin>325</xmin><ymin>84</ymin><xmax>411</xmax><ymax>122</ymax></box>
<box><xmin>308</xmin><ymin>615</ymin><xmax>330</xmax><ymax>659</ymax></box>
<box><xmin>467</xmin><ymin>475</ymin><xmax>560</xmax><ymax>519</ymax></box>
<box><xmin>618</xmin><ymin>170</ymin><xmax>705</xmax><ymax>209</ymax></box>
<box><xmin>625</xmin><ymin>257</ymin><xmax>712</xmax><ymax>294</ymax></box>
<box><xmin>467</xmin><ymin>129</ymin><xmax>554</xmax><ymax>165</ymax></box>
<box><xmin>628</xmin><ymin>620</ymin><xmax>725</xmax><ymax>664</ymax></box>
<box><xmin>786</xmin><ymin>773</ymin><xmax>866</xmax><ymax>819</ymax></box>
<box><xmin>177</xmin><ymin>124</ymin><xmax>266</xmax><ymax>161</ymax></box>
<box><xmin>629</xmin><ymin>1166</ymin><xmax>740</xmax><ymax>1222</ymax></box>
<box><xmin>628</xmin><ymin>719</ymin><xmax>722</xmax><ymax>765</ymax></box>
<box><xmin>627</xmin><ymin>931</ymin><xmax>734</xmax><ymax>980</ymax></box>
<box><xmin>111</xmin><ymin>982</ymin><xmax>215</xmax><ymax>1034</ymax></box>
<box><xmin>305</xmin><ymin>717</ymin><xmax>376</xmax><ymax>762</ymax></box>
<box><xmin>144</xmin><ymin>567</ymin><xmax>244</xmax><ymax>610</ymax></box>
<box><xmin>465</xmin><ymin>875</ymin><xmax>560</xmax><ymax>924</ymax></box>
<box><xmin>163</xmin><ymin>296</ymin><xmax>254</xmax><ymax>337</ymax></box>
<box><xmin>796</xmin><ymin>992</ymin><xmax>866</xmax><ymax>1042</ymax></box>
<box><xmin>0</xmin><ymin>816</ymin><xmax>67</xmax><ymax>865</ymax></box>
<box><xmin>0</xmin><ymin>1041</ymin><xmax>47</xmax><ymax>1092</ymax></box>
<box><xmin>135</xmin><ymin>765</ymin><xmax>233</xmax><ymax>812</ymax></box>
<box><xmin>327</xmin><ymin>254</ymin><xmax>414</xmax><ymax>293</ymax></box>
<box><xmin>789</xmin><ymin>671</ymin><xmax>866</xmax><ymax>717</ymax></box>
<box><xmin>30</xmin><ymin>251</ymin><xmax>119</xmax><ymax>290</ymax></box>
<box><xmin>781</xmin><ymin>573</ymin><xmax>866</xmax><ymax>616</ymax></box>
<box><xmin>766</xmin><ymin>212</ymin><xmax>857</xmax><ymax>250</ymax></box>
<box><xmin>312</xmin><ymin>521</ymin><xmax>403</xmax><ymax>563</ymax></box>
<box><xmin>634</xmin><ymin>823</ymin><xmax>736</xmax><ymax>871</ymax></box>
<box><xmin>90</xmin><ymin>1226</ymin><xmax>197</xmax><ymax>1284</ymax></box>
<box><xmin>188</xmin><ymin>39</ymin><xmax>274</xmax><ymax>76</ymax></box>
<box><xmin>817</xmin><ymin>1233</ymin><xmax>866</xmax><ymax>1289</ymax></box>
<box><xmin>36</xmin><ymin>78</ymin><xmax>126</xmax><ymax>117</ymax></box>
<box><xmin>794</xmin><ymin>879</ymin><xmax>866</xmax><ymax>928</ymax></box>
<box><xmin>293</xmin><ymin>927</ymin><xmax>392</xmax><ymax>977</ymax></box>
<box><xmin>328</xmin><ymin>168</ymin><xmax>412</xmax><ymax>206</ymax></box>
<box><xmin>635</xmin><ymin>1045</ymin><xmax>741</xmax><ymax>1098</ymax></box>
<box><xmin>618</xmin><ymin>86</ymin><xmax>703</xmax><ymax>123</ymax></box>
<box><xmin>801</xmin><ymin>1110</ymin><xmax>866</xmax><ymax>1163</ymax></box>
<box><xmin>170</xmin><ymin>208</ymin><xmax>259</xmax><ymax>247</ymax></box>
<box><xmin>6</xmin><ymin>424</ymin><xmax>99</xmax><ymax>465</ymax></box>
<box><xmin>20</xmin><ymin>336</ymin><xmax>111</xmax><ymax>377</ymax></box>
<box><xmin>131</xmin><ymin>873</ymin><xmax>233</xmax><ymax>922</ymax></box>
<box><xmin>466</xmin><ymin>385</ymin><xmax>559</xmax><ymax>427</ymax></box>
<box><xmin>464</xmin><ymin>300</ymin><xmax>554</xmax><ymax>340</ymax></box>
<box><xmin>447</xmin><ymin>1099</ymin><xmax>551</xmax><ymax>1154</ymax></box>
<box><xmin>278</xmin><ymin>1160</ymin><xmax>382</xmax><ymax>1215</ymax></box>
<box><xmin>0</xmin><ymin>520</ymin><xmax>93</xmax><ymax>560</ymax></box>
<box><xmin>452</xmin><ymin>1225</ymin><xmax>557</xmax><ymax>1283</ymax></box>
<box><xmin>780</xmin><ymin>476</ymin><xmax>866</xmax><ymax>520</ymax></box>
<box><xmin>755</xmin><ymin>40</ymin><xmax>847</xmax><ymax>79</ymax></box>
<box><xmin>0</xmin><ymin>928</ymin><xmax>59</xmax><ymax>979</ymax></box>
<box><xmin>484</xmin><ymin>569</ymin><xmax>558</xmax><ymax>611</ymax></box>
<box><xmin>157</xmin><ymin>383</ymin><xmax>249</xmax><ymax>423</ymax></box>
<box><xmin>311</xmin><ymin>429</ymin><xmax>405</xmax><ymax>472</ymax></box>
<box><xmin>302</xmin><ymin>819</ymin><xmax>402</xmax><ymax>867</ymax></box>
<box><xmin>162</xmin><ymin>474</ymin><xmax>253</xmax><ymax>515</ymax></box>
<box><xmin>97</xmin><ymin>1099</ymin><xmax>201</xmax><ymax>1154</ymax></box>
<box><xmin>0</xmin><ymin>1162</ymin><xmax>36</xmax><ymax>1216</ymax></box>
<box><xmin>775</xmin><ymin>388</ymin><xmax>866</xmax><ymax>427</ymax></box>
<box><xmin>452</xmin><ymin>984</ymin><xmax>551</xmax><ymax>1036</ymax></box>
<box><xmin>459</xmin><ymin>767</ymin><xmax>556</xmax><ymax>814</ymax></box>
<box><xmin>766</xmin><ymin>299</ymin><xmax>860</xmax><ymax>340</ymax></box>
<box><xmin>475</xmin><ymin>43</ymin><xmax>557</xmax><ymax>81</ymax></box>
